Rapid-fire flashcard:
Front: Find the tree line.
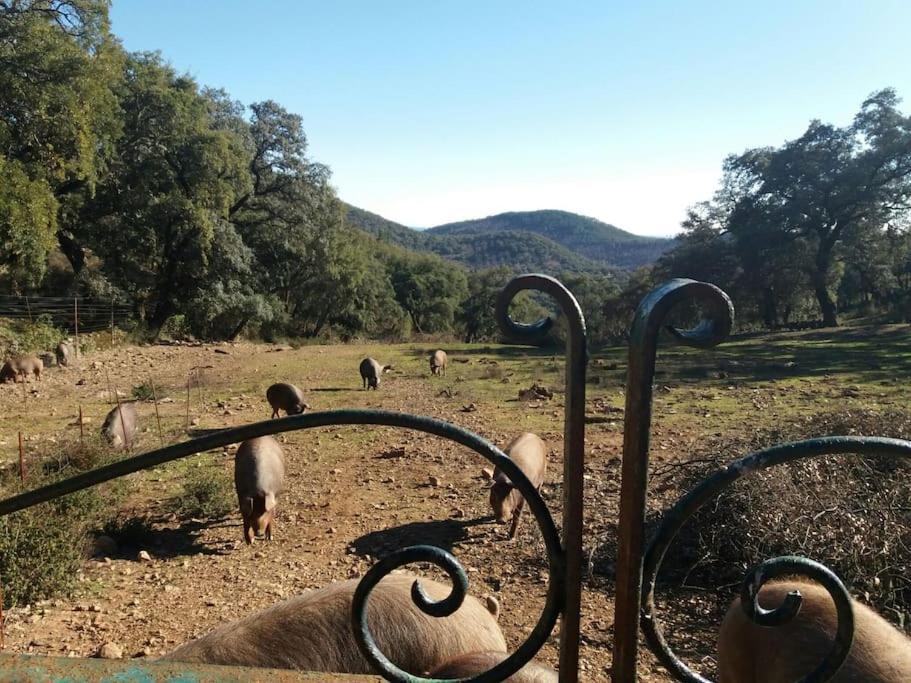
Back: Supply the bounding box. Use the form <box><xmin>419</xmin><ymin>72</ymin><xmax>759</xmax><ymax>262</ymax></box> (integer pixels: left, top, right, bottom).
<box><xmin>0</xmin><ymin>1</ymin><xmax>552</xmax><ymax>343</ymax></box>
<box><xmin>644</xmin><ymin>90</ymin><xmax>911</xmax><ymax>330</ymax></box>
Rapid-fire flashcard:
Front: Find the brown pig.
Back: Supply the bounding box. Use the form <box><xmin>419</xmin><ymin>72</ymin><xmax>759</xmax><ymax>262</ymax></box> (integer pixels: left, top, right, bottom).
<box><xmin>162</xmin><ymin>572</ymin><xmax>507</xmax><ymax>675</ymax></box>
<box><xmin>359</xmin><ymin>357</ymin><xmax>392</xmax><ymax>390</ymax></box>
<box><xmin>718</xmin><ymin>580</ymin><xmax>911</xmax><ymax>682</ymax></box>
<box><xmin>0</xmin><ymin>354</ymin><xmax>43</xmax><ymax>383</ymax></box>
<box><xmin>265</xmin><ymin>382</ymin><xmax>309</xmax><ymax>418</ymax></box>
<box><xmin>428</xmin><ymin>651</ymin><xmax>558</xmax><ymax>681</ymax></box>
<box><xmin>430</xmin><ymin>349</ymin><xmax>448</xmax><ymax>376</ymax></box>
<box><xmin>234</xmin><ymin>436</ymin><xmax>285</xmax><ymax>544</ymax></box>
<box><xmin>100</xmin><ymin>402</ymin><xmax>138</xmax><ymax>450</ymax></box>
<box><xmin>489</xmin><ymin>433</ymin><xmax>547</xmax><ymax>540</ymax></box>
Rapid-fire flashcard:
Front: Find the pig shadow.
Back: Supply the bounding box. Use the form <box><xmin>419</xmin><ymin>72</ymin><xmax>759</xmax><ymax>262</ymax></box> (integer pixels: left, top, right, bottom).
<box><xmin>100</xmin><ymin>514</ymin><xmax>234</xmax><ymax>560</ymax></box>
<box><xmin>351</xmin><ymin>517</ymin><xmax>493</xmax><ymax>558</ymax></box>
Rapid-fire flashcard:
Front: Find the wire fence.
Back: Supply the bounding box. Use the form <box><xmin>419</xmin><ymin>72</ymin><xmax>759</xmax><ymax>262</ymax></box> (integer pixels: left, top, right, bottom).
<box><xmin>0</xmin><ymin>295</ymin><xmax>134</xmax><ymax>333</ymax></box>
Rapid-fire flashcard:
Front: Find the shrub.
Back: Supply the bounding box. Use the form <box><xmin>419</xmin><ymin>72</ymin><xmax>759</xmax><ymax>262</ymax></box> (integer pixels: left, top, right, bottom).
<box><xmin>647</xmin><ymin>409</ymin><xmax>911</xmax><ymax>630</ymax></box>
<box><xmin>0</xmin><ymin>488</ymin><xmax>106</xmax><ymax>607</ymax></box>
<box><xmin>173</xmin><ymin>467</ymin><xmax>233</xmax><ymax>519</ymax></box>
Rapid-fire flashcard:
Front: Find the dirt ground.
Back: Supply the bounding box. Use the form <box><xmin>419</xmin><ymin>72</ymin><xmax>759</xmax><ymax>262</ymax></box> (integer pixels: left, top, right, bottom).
<box><xmin>0</xmin><ymin>327</ymin><xmax>907</xmax><ymax>680</ymax></box>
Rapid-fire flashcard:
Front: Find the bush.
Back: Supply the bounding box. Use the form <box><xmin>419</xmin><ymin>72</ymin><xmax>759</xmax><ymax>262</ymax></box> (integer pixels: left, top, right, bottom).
<box><xmin>0</xmin><ymin>316</ymin><xmax>65</xmax><ymax>357</ymax></box>
<box><xmin>647</xmin><ymin>409</ymin><xmax>911</xmax><ymax>630</ymax></box>
<box><xmin>173</xmin><ymin>467</ymin><xmax>234</xmax><ymax>519</ymax></box>
<box><xmin>0</xmin><ymin>488</ymin><xmax>106</xmax><ymax>607</ymax></box>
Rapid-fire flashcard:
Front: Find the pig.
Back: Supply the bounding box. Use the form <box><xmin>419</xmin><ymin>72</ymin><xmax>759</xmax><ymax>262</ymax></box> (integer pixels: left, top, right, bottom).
<box><xmin>489</xmin><ymin>433</ymin><xmax>547</xmax><ymax>540</ymax></box>
<box><xmin>428</xmin><ymin>651</ymin><xmax>558</xmax><ymax>681</ymax></box>
<box><xmin>0</xmin><ymin>354</ymin><xmax>43</xmax><ymax>383</ymax></box>
<box><xmin>100</xmin><ymin>402</ymin><xmax>138</xmax><ymax>450</ymax></box>
<box><xmin>55</xmin><ymin>341</ymin><xmax>74</xmax><ymax>367</ymax></box>
<box><xmin>359</xmin><ymin>357</ymin><xmax>392</xmax><ymax>390</ymax></box>
<box><xmin>718</xmin><ymin>580</ymin><xmax>911</xmax><ymax>682</ymax></box>
<box><xmin>234</xmin><ymin>436</ymin><xmax>286</xmax><ymax>544</ymax></box>
<box><xmin>430</xmin><ymin>349</ymin><xmax>448</xmax><ymax>376</ymax></box>
<box><xmin>162</xmin><ymin>572</ymin><xmax>507</xmax><ymax>675</ymax></box>
<box><xmin>265</xmin><ymin>383</ymin><xmax>309</xmax><ymax>418</ymax></box>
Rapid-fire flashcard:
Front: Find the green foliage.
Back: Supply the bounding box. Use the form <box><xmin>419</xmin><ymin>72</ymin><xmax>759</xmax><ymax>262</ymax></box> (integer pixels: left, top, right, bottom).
<box><xmin>660</xmin><ymin>90</ymin><xmax>911</xmax><ymax>328</ymax></box>
<box><xmin>456</xmin><ymin>266</ymin><xmax>546</xmax><ymax>343</ymax></box>
<box><xmin>174</xmin><ymin>467</ymin><xmax>234</xmax><ymax>519</ymax></box>
<box><xmin>388</xmin><ymin>252</ymin><xmax>468</xmax><ymax>334</ymax></box>
<box><xmin>0</xmin><ymin>159</ymin><xmax>58</xmax><ymax>289</ymax></box>
<box><xmin>0</xmin><ymin>315</ymin><xmax>65</xmax><ymax>356</ymax></box>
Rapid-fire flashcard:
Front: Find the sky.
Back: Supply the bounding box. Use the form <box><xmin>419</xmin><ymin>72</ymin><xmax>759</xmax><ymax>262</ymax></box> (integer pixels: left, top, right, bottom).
<box><xmin>110</xmin><ymin>1</ymin><xmax>911</xmax><ymax>237</ymax></box>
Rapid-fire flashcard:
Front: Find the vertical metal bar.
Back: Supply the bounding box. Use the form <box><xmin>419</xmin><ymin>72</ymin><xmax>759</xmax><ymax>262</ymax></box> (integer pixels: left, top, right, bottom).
<box><xmin>74</xmin><ymin>296</ymin><xmax>79</xmax><ymax>359</ymax></box>
<box><xmin>496</xmin><ymin>274</ymin><xmax>587</xmax><ymax>682</ymax></box>
<box><xmin>78</xmin><ymin>405</ymin><xmax>84</xmax><ymax>440</ymax></box>
<box><xmin>149</xmin><ymin>377</ymin><xmax>164</xmax><ymax>446</ymax></box>
<box><xmin>611</xmin><ymin>279</ymin><xmax>733</xmax><ymax>682</ymax></box>
<box><xmin>17</xmin><ymin>431</ymin><xmax>25</xmax><ymax>484</ymax></box>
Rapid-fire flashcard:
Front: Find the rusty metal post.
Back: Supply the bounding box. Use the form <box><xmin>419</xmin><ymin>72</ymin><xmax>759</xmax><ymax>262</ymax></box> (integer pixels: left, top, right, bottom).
<box><xmin>149</xmin><ymin>377</ymin><xmax>163</xmax><ymax>445</ymax></box>
<box><xmin>73</xmin><ymin>296</ymin><xmax>79</xmax><ymax>360</ymax></box>
<box><xmin>17</xmin><ymin>431</ymin><xmax>25</xmax><ymax>483</ymax></box>
<box><xmin>496</xmin><ymin>274</ymin><xmax>587</xmax><ymax>682</ymax></box>
<box><xmin>185</xmin><ymin>375</ymin><xmax>191</xmax><ymax>431</ymax></box>
<box><xmin>612</xmin><ymin>279</ymin><xmax>732</xmax><ymax>681</ymax></box>
<box><xmin>78</xmin><ymin>405</ymin><xmax>84</xmax><ymax>440</ymax></box>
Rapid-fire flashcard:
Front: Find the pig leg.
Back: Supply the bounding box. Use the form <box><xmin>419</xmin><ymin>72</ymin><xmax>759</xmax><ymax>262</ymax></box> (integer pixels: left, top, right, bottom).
<box><xmin>243</xmin><ymin>517</ymin><xmax>255</xmax><ymax>545</ymax></box>
<box><xmin>271</xmin><ymin>408</ymin><xmax>279</xmax><ymax>419</ymax></box>
<box><xmin>507</xmin><ymin>498</ymin><xmax>526</xmax><ymax>540</ymax></box>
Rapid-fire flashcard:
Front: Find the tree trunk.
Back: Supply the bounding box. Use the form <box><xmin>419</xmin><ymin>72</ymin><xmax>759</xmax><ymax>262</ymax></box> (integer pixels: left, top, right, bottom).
<box><xmin>810</xmin><ymin>232</ymin><xmax>841</xmax><ymax>327</ymax></box>
<box><xmin>57</xmin><ymin>230</ymin><xmax>86</xmax><ymax>275</ymax></box>
<box><xmin>227</xmin><ymin>316</ymin><xmax>249</xmax><ymax>341</ymax></box>
<box><xmin>148</xmin><ymin>301</ymin><xmax>175</xmax><ymax>337</ymax></box>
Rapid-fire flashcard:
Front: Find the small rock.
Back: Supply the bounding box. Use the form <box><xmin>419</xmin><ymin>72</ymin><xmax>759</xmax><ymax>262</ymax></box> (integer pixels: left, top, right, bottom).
<box><xmin>480</xmin><ymin>468</ymin><xmax>494</xmax><ymax>480</ymax></box>
<box><xmin>137</xmin><ymin>550</ymin><xmax>152</xmax><ymax>563</ymax></box>
<box><xmin>98</xmin><ymin>642</ymin><xmax>123</xmax><ymax>659</ymax></box>
<box><xmin>485</xmin><ymin>596</ymin><xmax>500</xmax><ymax>619</ymax></box>
<box><xmin>428</xmin><ymin>475</ymin><xmax>442</xmax><ymax>487</ymax></box>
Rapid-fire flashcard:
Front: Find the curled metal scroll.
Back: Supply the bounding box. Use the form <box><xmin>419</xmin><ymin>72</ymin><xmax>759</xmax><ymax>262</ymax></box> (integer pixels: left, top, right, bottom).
<box><xmin>641</xmin><ymin>435</ymin><xmax>911</xmax><ymax>682</ymax></box>
<box><xmin>0</xmin><ymin>409</ymin><xmax>563</xmax><ymax>682</ymax></box>
<box><xmin>496</xmin><ymin>274</ymin><xmax>587</xmax><ymax>683</ymax></box>
<box><xmin>613</xmin><ymin>278</ymin><xmax>734</xmax><ymax>681</ymax></box>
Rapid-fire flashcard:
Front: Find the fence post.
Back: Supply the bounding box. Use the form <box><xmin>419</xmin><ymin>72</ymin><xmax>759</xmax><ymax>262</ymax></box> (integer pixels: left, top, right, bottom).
<box><xmin>74</xmin><ymin>296</ymin><xmax>80</xmax><ymax>359</ymax></box>
<box><xmin>25</xmin><ymin>295</ymin><xmax>32</xmax><ymax>324</ymax></box>
<box><xmin>18</xmin><ymin>431</ymin><xmax>25</xmax><ymax>483</ymax></box>
<box><xmin>185</xmin><ymin>375</ymin><xmax>191</xmax><ymax>431</ymax></box>
<box><xmin>149</xmin><ymin>376</ymin><xmax>164</xmax><ymax>446</ymax></box>
<box><xmin>110</xmin><ymin>298</ymin><xmax>115</xmax><ymax>348</ymax></box>
<box><xmin>78</xmin><ymin>405</ymin><xmax>84</xmax><ymax>440</ymax></box>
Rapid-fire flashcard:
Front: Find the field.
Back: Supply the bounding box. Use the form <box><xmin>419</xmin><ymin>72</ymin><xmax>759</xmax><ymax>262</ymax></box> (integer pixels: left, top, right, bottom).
<box><xmin>0</xmin><ymin>324</ymin><xmax>909</xmax><ymax>680</ymax></box>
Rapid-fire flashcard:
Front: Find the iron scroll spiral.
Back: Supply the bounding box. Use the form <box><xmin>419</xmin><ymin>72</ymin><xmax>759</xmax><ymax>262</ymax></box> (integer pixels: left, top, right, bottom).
<box><xmin>496</xmin><ymin>274</ymin><xmax>588</xmax><ymax>683</ymax></box>
<box><xmin>0</xmin><ymin>409</ymin><xmax>564</xmax><ymax>682</ymax></box>
<box><xmin>612</xmin><ymin>279</ymin><xmax>735</xmax><ymax>681</ymax></box>
<box><xmin>641</xmin><ymin>436</ymin><xmax>911</xmax><ymax>682</ymax></box>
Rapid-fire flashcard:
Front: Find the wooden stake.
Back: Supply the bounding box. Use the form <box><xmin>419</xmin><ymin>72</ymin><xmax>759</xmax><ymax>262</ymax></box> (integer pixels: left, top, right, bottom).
<box><xmin>196</xmin><ymin>367</ymin><xmax>204</xmax><ymax>412</ymax></box>
<box><xmin>18</xmin><ymin>431</ymin><xmax>25</xmax><ymax>483</ymax></box>
<box><xmin>74</xmin><ymin>296</ymin><xmax>79</xmax><ymax>360</ymax></box>
<box><xmin>0</xmin><ymin>579</ymin><xmax>5</xmax><ymax>650</ymax></box>
<box><xmin>78</xmin><ymin>404</ymin><xmax>84</xmax><ymax>440</ymax></box>
<box><xmin>185</xmin><ymin>374</ymin><xmax>191</xmax><ymax>431</ymax></box>
<box><xmin>24</xmin><ymin>295</ymin><xmax>32</xmax><ymax>324</ymax></box>
<box><xmin>149</xmin><ymin>376</ymin><xmax>163</xmax><ymax>446</ymax></box>
<box><xmin>113</xmin><ymin>390</ymin><xmax>129</xmax><ymax>451</ymax></box>
<box><xmin>104</xmin><ymin>367</ymin><xmax>114</xmax><ymax>406</ymax></box>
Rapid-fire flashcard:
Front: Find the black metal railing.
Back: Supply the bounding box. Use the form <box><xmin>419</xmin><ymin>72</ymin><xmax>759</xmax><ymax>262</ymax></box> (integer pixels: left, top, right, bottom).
<box><xmin>0</xmin><ymin>274</ymin><xmax>902</xmax><ymax>682</ymax></box>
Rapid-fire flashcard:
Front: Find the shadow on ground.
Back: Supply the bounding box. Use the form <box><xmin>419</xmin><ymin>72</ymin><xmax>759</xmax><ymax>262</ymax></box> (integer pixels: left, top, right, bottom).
<box><xmin>350</xmin><ymin>517</ymin><xmax>495</xmax><ymax>558</ymax></box>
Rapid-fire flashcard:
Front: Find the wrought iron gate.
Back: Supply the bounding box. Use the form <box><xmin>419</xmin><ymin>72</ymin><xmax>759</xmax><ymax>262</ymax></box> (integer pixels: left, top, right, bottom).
<box><xmin>0</xmin><ymin>274</ymin><xmax>902</xmax><ymax>681</ymax></box>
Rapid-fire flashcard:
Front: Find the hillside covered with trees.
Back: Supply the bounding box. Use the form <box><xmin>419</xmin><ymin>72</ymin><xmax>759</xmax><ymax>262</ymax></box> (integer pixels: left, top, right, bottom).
<box><xmin>345</xmin><ymin>206</ymin><xmax>670</xmax><ymax>273</ymax></box>
<box><xmin>2</xmin><ymin>2</ymin><xmax>911</xmax><ymax>348</ymax></box>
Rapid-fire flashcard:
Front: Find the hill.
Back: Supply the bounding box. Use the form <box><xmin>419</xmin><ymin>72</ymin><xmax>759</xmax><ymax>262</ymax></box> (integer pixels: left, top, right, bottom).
<box><xmin>344</xmin><ymin>205</ymin><xmax>673</xmax><ymax>272</ymax></box>
<box><xmin>428</xmin><ymin>210</ymin><xmax>674</xmax><ymax>269</ymax></box>
<box><xmin>344</xmin><ymin>205</ymin><xmax>613</xmax><ymax>274</ymax></box>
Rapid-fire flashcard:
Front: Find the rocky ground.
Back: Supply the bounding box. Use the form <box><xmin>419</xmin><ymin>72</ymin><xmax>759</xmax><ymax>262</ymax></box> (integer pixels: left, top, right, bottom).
<box><xmin>0</xmin><ymin>327</ymin><xmax>907</xmax><ymax>680</ymax></box>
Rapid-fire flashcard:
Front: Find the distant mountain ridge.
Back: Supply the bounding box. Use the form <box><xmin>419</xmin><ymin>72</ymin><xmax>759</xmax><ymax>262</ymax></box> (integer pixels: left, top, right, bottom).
<box><xmin>344</xmin><ymin>205</ymin><xmax>674</xmax><ymax>273</ymax></box>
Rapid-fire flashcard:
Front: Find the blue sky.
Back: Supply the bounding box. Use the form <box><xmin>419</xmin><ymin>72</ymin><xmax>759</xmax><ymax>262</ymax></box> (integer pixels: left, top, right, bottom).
<box><xmin>110</xmin><ymin>1</ymin><xmax>911</xmax><ymax>237</ymax></box>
